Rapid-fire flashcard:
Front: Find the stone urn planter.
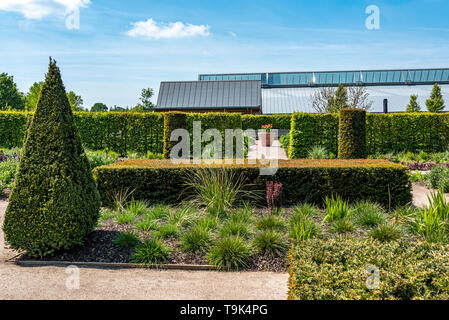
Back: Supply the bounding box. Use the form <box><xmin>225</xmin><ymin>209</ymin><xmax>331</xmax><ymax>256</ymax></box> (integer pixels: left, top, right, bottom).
<box><xmin>260</xmin><ymin>125</ymin><xmax>274</xmax><ymax>147</ymax></box>
<box><xmin>259</xmin><ymin>132</ymin><xmax>273</xmax><ymax>147</ymax></box>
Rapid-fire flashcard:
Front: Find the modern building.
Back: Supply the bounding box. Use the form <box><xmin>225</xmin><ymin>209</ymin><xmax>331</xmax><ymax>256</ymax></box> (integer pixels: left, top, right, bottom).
<box><xmin>156</xmin><ymin>68</ymin><xmax>449</xmax><ymax>114</ymax></box>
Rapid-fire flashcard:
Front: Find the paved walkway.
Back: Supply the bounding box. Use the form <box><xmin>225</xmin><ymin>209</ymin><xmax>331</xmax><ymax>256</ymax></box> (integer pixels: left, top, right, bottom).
<box><xmin>247</xmin><ymin>140</ymin><xmax>288</xmax><ymax>160</ymax></box>
<box><xmin>0</xmin><ymin>200</ymin><xmax>288</xmax><ymax>300</ymax></box>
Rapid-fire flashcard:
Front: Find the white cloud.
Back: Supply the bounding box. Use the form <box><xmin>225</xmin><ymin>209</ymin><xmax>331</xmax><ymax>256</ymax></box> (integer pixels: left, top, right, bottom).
<box><xmin>229</xmin><ymin>32</ymin><xmax>237</xmax><ymax>37</ymax></box>
<box><xmin>127</xmin><ymin>18</ymin><xmax>210</xmax><ymax>40</ymax></box>
<box><xmin>0</xmin><ymin>0</ymin><xmax>90</xmax><ymax>19</ymax></box>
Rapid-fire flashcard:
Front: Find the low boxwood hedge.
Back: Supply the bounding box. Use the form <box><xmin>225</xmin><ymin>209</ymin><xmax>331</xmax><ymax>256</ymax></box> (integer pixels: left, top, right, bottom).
<box><xmin>93</xmin><ymin>159</ymin><xmax>411</xmax><ymax>208</ymax></box>
<box><xmin>288</xmin><ymin>238</ymin><xmax>449</xmax><ymax>300</ymax></box>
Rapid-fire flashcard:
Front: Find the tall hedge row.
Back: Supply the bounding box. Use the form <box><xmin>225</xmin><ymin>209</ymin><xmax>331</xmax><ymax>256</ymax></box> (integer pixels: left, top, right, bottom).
<box><xmin>163</xmin><ymin>112</ymin><xmax>187</xmax><ymax>159</ymax></box>
<box><xmin>290</xmin><ymin>112</ymin><xmax>449</xmax><ymax>158</ymax></box>
<box><xmin>338</xmin><ymin>108</ymin><xmax>367</xmax><ymax>159</ymax></box>
<box><xmin>289</xmin><ymin>113</ymin><xmax>339</xmax><ymax>158</ymax></box>
<box><xmin>0</xmin><ymin>111</ymin><xmax>164</xmax><ymax>155</ymax></box>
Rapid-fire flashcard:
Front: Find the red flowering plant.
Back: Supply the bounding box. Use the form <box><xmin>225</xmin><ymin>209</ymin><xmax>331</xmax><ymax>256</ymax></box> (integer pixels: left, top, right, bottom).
<box><xmin>261</xmin><ymin>124</ymin><xmax>273</xmax><ymax>132</ymax></box>
<box><xmin>266</xmin><ymin>180</ymin><xmax>283</xmax><ymax>214</ymax></box>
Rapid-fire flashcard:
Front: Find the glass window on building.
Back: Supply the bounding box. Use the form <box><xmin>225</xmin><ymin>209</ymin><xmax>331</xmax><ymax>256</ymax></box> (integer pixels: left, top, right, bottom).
<box><xmin>443</xmin><ymin>70</ymin><xmax>449</xmax><ymax>81</ymax></box>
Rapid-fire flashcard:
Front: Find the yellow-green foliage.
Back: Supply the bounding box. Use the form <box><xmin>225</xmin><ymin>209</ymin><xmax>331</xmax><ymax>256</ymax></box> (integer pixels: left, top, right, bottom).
<box><xmin>3</xmin><ymin>59</ymin><xmax>101</xmax><ymax>257</ymax></box>
<box><xmin>93</xmin><ymin>159</ymin><xmax>411</xmax><ymax>208</ymax></box>
<box><xmin>338</xmin><ymin>108</ymin><xmax>367</xmax><ymax>159</ymax></box>
<box><xmin>242</xmin><ymin>114</ymin><xmax>292</xmax><ymax>130</ymax></box>
<box><xmin>288</xmin><ymin>238</ymin><xmax>449</xmax><ymax>300</ymax></box>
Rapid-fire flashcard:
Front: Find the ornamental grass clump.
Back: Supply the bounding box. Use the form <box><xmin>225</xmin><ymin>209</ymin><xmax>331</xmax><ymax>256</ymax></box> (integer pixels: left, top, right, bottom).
<box><xmin>131</xmin><ymin>238</ymin><xmax>172</xmax><ymax>265</ymax></box>
<box><xmin>253</xmin><ymin>231</ymin><xmax>288</xmax><ymax>257</ymax></box>
<box><xmin>3</xmin><ymin>59</ymin><xmax>101</xmax><ymax>257</ymax></box>
<box><xmin>184</xmin><ymin>168</ymin><xmax>256</xmax><ymax>217</ymax></box>
<box><xmin>324</xmin><ymin>195</ymin><xmax>350</xmax><ymax>222</ymax></box>
<box><xmin>207</xmin><ymin>235</ymin><xmax>254</xmax><ymax>270</ymax></box>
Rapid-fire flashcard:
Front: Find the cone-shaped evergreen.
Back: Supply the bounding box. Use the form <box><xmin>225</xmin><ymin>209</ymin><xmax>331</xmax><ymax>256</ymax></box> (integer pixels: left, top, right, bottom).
<box><xmin>3</xmin><ymin>59</ymin><xmax>101</xmax><ymax>257</ymax></box>
<box><xmin>406</xmin><ymin>94</ymin><xmax>421</xmax><ymax>113</ymax></box>
<box><xmin>426</xmin><ymin>83</ymin><xmax>445</xmax><ymax>113</ymax></box>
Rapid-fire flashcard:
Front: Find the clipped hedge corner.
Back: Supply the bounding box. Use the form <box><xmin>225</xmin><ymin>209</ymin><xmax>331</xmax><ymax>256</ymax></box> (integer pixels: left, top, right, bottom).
<box><xmin>338</xmin><ymin>108</ymin><xmax>367</xmax><ymax>159</ymax></box>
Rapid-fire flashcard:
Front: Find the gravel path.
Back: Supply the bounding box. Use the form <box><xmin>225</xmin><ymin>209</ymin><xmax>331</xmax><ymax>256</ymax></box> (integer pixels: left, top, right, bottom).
<box><xmin>0</xmin><ymin>199</ymin><xmax>288</xmax><ymax>300</ymax></box>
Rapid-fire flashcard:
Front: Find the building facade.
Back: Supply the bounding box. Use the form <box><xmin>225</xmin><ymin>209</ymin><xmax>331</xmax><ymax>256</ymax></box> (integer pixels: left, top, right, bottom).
<box><xmin>156</xmin><ymin>68</ymin><xmax>449</xmax><ymax>114</ymax></box>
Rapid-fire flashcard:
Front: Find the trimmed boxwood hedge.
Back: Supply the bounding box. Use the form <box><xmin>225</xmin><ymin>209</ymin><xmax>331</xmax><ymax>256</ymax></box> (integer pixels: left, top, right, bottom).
<box><xmin>288</xmin><ymin>238</ymin><xmax>449</xmax><ymax>300</ymax></box>
<box><xmin>338</xmin><ymin>108</ymin><xmax>367</xmax><ymax>159</ymax></box>
<box><xmin>93</xmin><ymin>159</ymin><xmax>411</xmax><ymax>208</ymax></box>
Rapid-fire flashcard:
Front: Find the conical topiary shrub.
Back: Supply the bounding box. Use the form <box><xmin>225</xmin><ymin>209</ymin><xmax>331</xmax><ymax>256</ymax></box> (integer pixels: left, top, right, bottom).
<box><xmin>3</xmin><ymin>58</ymin><xmax>101</xmax><ymax>257</ymax></box>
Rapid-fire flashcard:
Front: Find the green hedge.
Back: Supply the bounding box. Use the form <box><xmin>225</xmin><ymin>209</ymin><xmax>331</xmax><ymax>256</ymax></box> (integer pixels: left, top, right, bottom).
<box><xmin>366</xmin><ymin>113</ymin><xmax>449</xmax><ymax>155</ymax></box>
<box><xmin>290</xmin><ymin>112</ymin><xmax>449</xmax><ymax>158</ymax></box>
<box><xmin>288</xmin><ymin>238</ymin><xmax>449</xmax><ymax>300</ymax></box>
<box><xmin>93</xmin><ymin>159</ymin><xmax>411</xmax><ymax>208</ymax></box>
<box><xmin>289</xmin><ymin>113</ymin><xmax>339</xmax><ymax>158</ymax></box>
<box><xmin>0</xmin><ymin>111</ymin><xmax>164</xmax><ymax>155</ymax></box>
<box><xmin>163</xmin><ymin>112</ymin><xmax>187</xmax><ymax>159</ymax></box>
<box><xmin>242</xmin><ymin>114</ymin><xmax>292</xmax><ymax>131</ymax></box>
<box><xmin>338</xmin><ymin>108</ymin><xmax>367</xmax><ymax>159</ymax></box>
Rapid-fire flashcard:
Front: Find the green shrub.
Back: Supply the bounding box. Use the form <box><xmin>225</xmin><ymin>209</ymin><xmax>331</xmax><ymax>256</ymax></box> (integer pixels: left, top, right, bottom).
<box><xmin>409</xmin><ymin>206</ymin><xmax>447</xmax><ymax>243</ymax></box>
<box><xmin>3</xmin><ymin>59</ymin><xmax>101</xmax><ymax>258</ymax></box>
<box><xmin>181</xmin><ymin>225</ymin><xmax>212</xmax><ymax>253</ymax></box>
<box><xmin>94</xmin><ymin>159</ymin><xmax>412</xmax><ymax>209</ymax></box>
<box><xmin>184</xmin><ymin>168</ymin><xmax>255</xmax><ymax>217</ymax></box>
<box><xmin>253</xmin><ymin>231</ymin><xmax>288</xmax><ymax>257</ymax></box>
<box><xmin>352</xmin><ymin>201</ymin><xmax>386</xmax><ymax>228</ymax></box>
<box><xmin>146</xmin><ymin>204</ymin><xmax>171</xmax><ymax>221</ymax></box>
<box><xmin>112</xmin><ymin>232</ymin><xmax>141</xmax><ymax>248</ymax></box>
<box><xmin>288</xmin><ymin>238</ymin><xmax>449</xmax><ymax>300</ymax></box>
<box><xmin>0</xmin><ymin>157</ymin><xmax>18</xmax><ymax>189</ymax></box>
<box><xmin>370</xmin><ymin>221</ymin><xmax>402</xmax><ymax>242</ymax></box>
<box><xmin>307</xmin><ymin>145</ymin><xmax>328</xmax><ymax>159</ymax></box>
<box><xmin>131</xmin><ymin>238</ymin><xmax>172</xmax><ymax>265</ymax></box>
<box><xmin>154</xmin><ymin>223</ymin><xmax>180</xmax><ymax>239</ymax></box>
<box><xmin>115</xmin><ymin>211</ymin><xmax>136</xmax><ymax>225</ymax></box>
<box><xmin>324</xmin><ymin>195</ymin><xmax>350</xmax><ymax>222</ymax></box>
<box><xmin>242</xmin><ymin>114</ymin><xmax>292</xmax><ymax>131</ymax></box>
<box><xmin>256</xmin><ymin>215</ymin><xmax>286</xmax><ymax>232</ymax></box>
<box><xmin>207</xmin><ymin>236</ymin><xmax>254</xmax><ymax>270</ymax></box>
<box><xmin>86</xmin><ymin>150</ymin><xmax>118</xmax><ymax>169</ymax></box>
<box><xmin>289</xmin><ymin>208</ymin><xmax>320</xmax><ymax>242</ymax></box>
<box><xmin>279</xmin><ymin>135</ymin><xmax>290</xmax><ymax>154</ymax></box>
<box><xmin>329</xmin><ymin>218</ymin><xmax>355</xmax><ymax>234</ymax></box>
<box><xmin>136</xmin><ymin>218</ymin><xmax>159</xmax><ymax>232</ymax></box>
<box><xmin>338</xmin><ymin>108</ymin><xmax>367</xmax><ymax>159</ymax></box>
<box><xmin>429</xmin><ymin>166</ymin><xmax>449</xmax><ymax>192</ymax></box>
<box><xmin>219</xmin><ymin>219</ymin><xmax>252</xmax><ymax>239</ymax></box>
<box><xmin>163</xmin><ymin>112</ymin><xmax>187</xmax><ymax>159</ymax></box>
<box><xmin>125</xmin><ymin>200</ymin><xmax>150</xmax><ymax>217</ymax></box>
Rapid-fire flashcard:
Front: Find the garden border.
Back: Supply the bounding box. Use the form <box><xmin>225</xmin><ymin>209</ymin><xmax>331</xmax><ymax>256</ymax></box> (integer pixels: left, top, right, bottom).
<box><xmin>13</xmin><ymin>259</ymin><xmax>219</xmax><ymax>271</ymax></box>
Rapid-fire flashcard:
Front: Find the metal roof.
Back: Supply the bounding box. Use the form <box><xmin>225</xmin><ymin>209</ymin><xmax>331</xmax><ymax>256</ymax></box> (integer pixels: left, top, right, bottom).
<box><xmin>261</xmin><ymin>84</ymin><xmax>449</xmax><ymax>114</ymax></box>
<box><xmin>199</xmin><ymin>68</ymin><xmax>449</xmax><ymax>88</ymax></box>
<box><xmin>156</xmin><ymin>80</ymin><xmax>262</xmax><ymax>110</ymax></box>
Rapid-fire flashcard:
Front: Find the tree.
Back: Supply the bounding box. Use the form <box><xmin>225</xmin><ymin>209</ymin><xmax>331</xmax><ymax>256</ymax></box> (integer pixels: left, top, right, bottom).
<box><xmin>110</xmin><ymin>105</ymin><xmax>129</xmax><ymax>112</ymax></box>
<box><xmin>67</xmin><ymin>91</ymin><xmax>84</xmax><ymax>111</ymax></box>
<box><xmin>0</xmin><ymin>73</ymin><xmax>25</xmax><ymax>110</ymax></box>
<box><xmin>91</xmin><ymin>102</ymin><xmax>108</xmax><ymax>112</ymax></box>
<box><xmin>406</xmin><ymin>95</ymin><xmax>421</xmax><ymax>112</ymax></box>
<box><xmin>332</xmin><ymin>84</ymin><xmax>348</xmax><ymax>112</ymax></box>
<box><xmin>426</xmin><ymin>83</ymin><xmax>445</xmax><ymax>113</ymax></box>
<box><xmin>25</xmin><ymin>81</ymin><xmax>44</xmax><ymax>111</ymax></box>
<box><xmin>140</xmin><ymin>88</ymin><xmax>154</xmax><ymax>109</ymax></box>
<box><xmin>3</xmin><ymin>58</ymin><xmax>101</xmax><ymax>257</ymax></box>
<box><xmin>311</xmin><ymin>87</ymin><xmax>336</xmax><ymax>113</ymax></box>
<box><xmin>347</xmin><ymin>86</ymin><xmax>373</xmax><ymax>111</ymax></box>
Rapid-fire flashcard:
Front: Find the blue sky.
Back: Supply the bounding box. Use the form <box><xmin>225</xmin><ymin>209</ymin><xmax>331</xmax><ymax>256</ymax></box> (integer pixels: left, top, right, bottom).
<box><xmin>0</xmin><ymin>0</ymin><xmax>448</xmax><ymax>109</ymax></box>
